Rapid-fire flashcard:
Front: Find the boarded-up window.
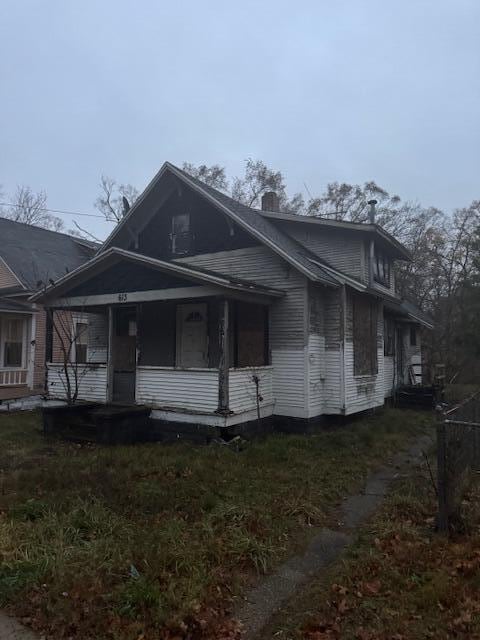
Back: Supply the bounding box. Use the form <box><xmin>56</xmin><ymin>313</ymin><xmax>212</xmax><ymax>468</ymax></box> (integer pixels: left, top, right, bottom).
<box><xmin>235</xmin><ymin>303</ymin><xmax>268</xmax><ymax>367</ymax></box>
<box><xmin>353</xmin><ymin>295</ymin><xmax>378</xmax><ymax>376</ymax></box>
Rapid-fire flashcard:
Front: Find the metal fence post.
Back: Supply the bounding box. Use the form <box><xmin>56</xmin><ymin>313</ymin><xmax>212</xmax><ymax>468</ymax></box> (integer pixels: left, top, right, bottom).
<box><xmin>436</xmin><ymin>413</ymin><xmax>449</xmax><ymax>534</ymax></box>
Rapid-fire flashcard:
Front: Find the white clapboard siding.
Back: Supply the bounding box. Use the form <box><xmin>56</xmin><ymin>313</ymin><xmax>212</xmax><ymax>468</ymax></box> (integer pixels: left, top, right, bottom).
<box><xmin>177</xmin><ymin>247</ymin><xmax>307</xmax><ymax>350</ymax></box>
<box><xmin>323</xmin><ymin>289</ymin><xmax>343</xmax><ymax>414</ymax></box>
<box><xmin>87</xmin><ymin>313</ymin><xmax>109</xmax><ymax>363</ymax></box>
<box><xmin>47</xmin><ymin>363</ymin><xmax>108</xmax><ymax>402</ymax></box>
<box><xmin>271</xmin><ymin>350</ymin><xmax>306</xmax><ymax>417</ymax></box>
<box><xmin>136</xmin><ymin>367</ymin><xmax>219</xmax><ymax>412</ymax></box>
<box><xmin>384</xmin><ymin>356</ymin><xmax>395</xmax><ymax>397</ymax></box>
<box><xmin>307</xmin><ymin>334</ymin><xmax>325</xmax><ymax>417</ymax></box>
<box><xmin>228</xmin><ymin>367</ymin><xmax>274</xmax><ymax>413</ymax></box>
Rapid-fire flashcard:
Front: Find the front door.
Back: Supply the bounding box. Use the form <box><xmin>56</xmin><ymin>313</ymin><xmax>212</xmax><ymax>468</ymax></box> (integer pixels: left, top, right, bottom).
<box><xmin>176</xmin><ymin>303</ymin><xmax>208</xmax><ymax>368</ymax></box>
<box><xmin>112</xmin><ymin>307</ymin><xmax>137</xmax><ymax>403</ymax></box>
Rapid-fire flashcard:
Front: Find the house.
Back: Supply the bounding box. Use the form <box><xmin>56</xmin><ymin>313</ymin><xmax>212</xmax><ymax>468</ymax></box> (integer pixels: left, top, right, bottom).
<box><xmin>32</xmin><ymin>162</ymin><xmax>433</xmax><ymax>430</ymax></box>
<box><xmin>0</xmin><ymin>217</ymin><xmax>95</xmax><ymax>403</ymax></box>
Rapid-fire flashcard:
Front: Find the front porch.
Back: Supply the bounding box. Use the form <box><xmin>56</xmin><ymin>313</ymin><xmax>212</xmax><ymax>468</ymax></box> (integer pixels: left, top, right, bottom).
<box><xmin>39</xmin><ymin>249</ymin><xmax>282</xmax><ymax>428</ymax></box>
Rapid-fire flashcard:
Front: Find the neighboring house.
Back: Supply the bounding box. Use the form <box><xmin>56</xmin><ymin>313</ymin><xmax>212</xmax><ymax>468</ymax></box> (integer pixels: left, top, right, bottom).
<box><xmin>0</xmin><ymin>217</ymin><xmax>95</xmax><ymax>402</ymax></box>
<box><xmin>33</xmin><ymin>162</ymin><xmax>432</xmax><ymax>428</ymax></box>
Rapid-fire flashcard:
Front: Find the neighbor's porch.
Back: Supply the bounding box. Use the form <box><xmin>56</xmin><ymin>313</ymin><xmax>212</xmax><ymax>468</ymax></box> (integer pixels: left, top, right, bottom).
<box><xmin>0</xmin><ymin>300</ymin><xmax>37</xmax><ymax>401</ymax></box>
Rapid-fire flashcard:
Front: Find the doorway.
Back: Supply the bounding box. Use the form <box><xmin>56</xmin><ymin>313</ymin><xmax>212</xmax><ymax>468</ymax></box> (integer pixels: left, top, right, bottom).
<box><xmin>176</xmin><ymin>303</ymin><xmax>208</xmax><ymax>368</ymax></box>
<box><xmin>112</xmin><ymin>307</ymin><xmax>137</xmax><ymax>403</ymax></box>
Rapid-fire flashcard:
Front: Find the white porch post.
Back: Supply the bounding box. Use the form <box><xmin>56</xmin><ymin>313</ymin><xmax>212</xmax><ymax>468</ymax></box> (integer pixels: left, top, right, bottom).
<box><xmin>217</xmin><ymin>299</ymin><xmax>230</xmax><ymax>413</ymax></box>
<box><xmin>26</xmin><ymin>311</ymin><xmax>36</xmax><ymax>391</ymax></box>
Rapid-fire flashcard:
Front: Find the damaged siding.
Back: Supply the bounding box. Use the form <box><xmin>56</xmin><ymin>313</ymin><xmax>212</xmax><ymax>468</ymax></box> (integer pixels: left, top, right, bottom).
<box><xmin>178</xmin><ymin>246</ymin><xmax>310</xmax><ymax>418</ymax></box>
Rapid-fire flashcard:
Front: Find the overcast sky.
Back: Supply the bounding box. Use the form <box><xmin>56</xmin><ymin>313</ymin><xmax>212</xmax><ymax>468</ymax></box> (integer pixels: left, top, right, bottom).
<box><xmin>1</xmin><ymin>0</ymin><xmax>479</xmax><ymax>239</ymax></box>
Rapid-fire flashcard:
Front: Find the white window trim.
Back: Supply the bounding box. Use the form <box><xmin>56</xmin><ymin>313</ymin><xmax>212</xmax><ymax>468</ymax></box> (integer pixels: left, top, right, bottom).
<box><xmin>71</xmin><ymin>313</ymin><xmax>89</xmax><ymax>364</ymax></box>
<box><xmin>0</xmin><ymin>315</ymin><xmax>29</xmax><ymax>370</ymax></box>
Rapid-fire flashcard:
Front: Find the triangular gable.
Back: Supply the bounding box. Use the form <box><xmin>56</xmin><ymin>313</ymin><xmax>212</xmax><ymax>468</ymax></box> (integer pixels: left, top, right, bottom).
<box><xmin>100</xmin><ymin>163</ymin><xmax>339</xmax><ymax>287</ymax></box>
<box><xmin>30</xmin><ymin>248</ymin><xmax>284</xmax><ymax>304</ymax></box>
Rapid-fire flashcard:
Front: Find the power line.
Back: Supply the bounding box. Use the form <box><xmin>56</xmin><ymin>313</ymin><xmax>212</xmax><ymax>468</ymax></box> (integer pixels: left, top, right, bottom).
<box><xmin>0</xmin><ymin>202</ymin><xmax>106</xmax><ymax>219</ymax></box>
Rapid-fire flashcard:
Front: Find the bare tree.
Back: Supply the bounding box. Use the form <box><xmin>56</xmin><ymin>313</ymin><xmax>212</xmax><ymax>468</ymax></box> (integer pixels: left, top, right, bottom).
<box><xmin>182</xmin><ymin>162</ymin><xmax>228</xmax><ymax>191</ymax></box>
<box><xmin>3</xmin><ymin>185</ymin><xmax>64</xmax><ymax>231</ymax></box>
<box><xmin>95</xmin><ymin>175</ymin><xmax>139</xmax><ymax>223</ymax></box>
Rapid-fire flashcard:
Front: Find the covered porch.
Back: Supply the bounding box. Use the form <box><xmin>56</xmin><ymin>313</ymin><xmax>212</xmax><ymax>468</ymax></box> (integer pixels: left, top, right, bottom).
<box><xmin>0</xmin><ymin>297</ymin><xmax>37</xmax><ymax>401</ymax></box>
<box><xmin>38</xmin><ymin>249</ymin><xmax>282</xmax><ymax>426</ymax></box>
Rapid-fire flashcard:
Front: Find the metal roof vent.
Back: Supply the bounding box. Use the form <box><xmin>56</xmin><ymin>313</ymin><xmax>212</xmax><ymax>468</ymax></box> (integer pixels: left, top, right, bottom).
<box><xmin>367</xmin><ymin>199</ymin><xmax>377</xmax><ymax>224</ymax></box>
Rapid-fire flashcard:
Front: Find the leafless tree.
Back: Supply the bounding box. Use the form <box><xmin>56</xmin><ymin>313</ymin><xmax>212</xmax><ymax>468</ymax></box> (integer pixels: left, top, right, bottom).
<box><xmin>95</xmin><ymin>175</ymin><xmax>139</xmax><ymax>223</ymax></box>
<box><xmin>2</xmin><ymin>185</ymin><xmax>64</xmax><ymax>231</ymax></box>
<box><xmin>182</xmin><ymin>162</ymin><xmax>228</xmax><ymax>191</ymax></box>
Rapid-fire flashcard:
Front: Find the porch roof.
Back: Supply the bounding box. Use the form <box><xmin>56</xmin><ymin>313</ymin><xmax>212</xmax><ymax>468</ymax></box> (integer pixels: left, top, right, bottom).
<box><xmin>382</xmin><ymin>295</ymin><xmax>434</xmax><ymax>329</ymax></box>
<box><xmin>0</xmin><ymin>297</ymin><xmax>36</xmax><ymax>314</ymax></box>
<box><xmin>30</xmin><ymin>247</ymin><xmax>285</xmax><ymax>307</ymax></box>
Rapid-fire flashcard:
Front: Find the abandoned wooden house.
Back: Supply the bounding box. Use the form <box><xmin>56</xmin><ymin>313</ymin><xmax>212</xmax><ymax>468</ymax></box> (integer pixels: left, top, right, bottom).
<box><xmin>0</xmin><ymin>218</ymin><xmax>95</xmax><ymax>404</ymax></box>
<box><xmin>32</xmin><ymin>162</ymin><xmax>433</xmax><ymax>430</ymax></box>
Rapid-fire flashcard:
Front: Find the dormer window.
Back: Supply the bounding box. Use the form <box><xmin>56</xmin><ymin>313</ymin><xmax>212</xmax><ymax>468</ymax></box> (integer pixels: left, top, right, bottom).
<box><xmin>171</xmin><ymin>213</ymin><xmax>191</xmax><ymax>256</ymax></box>
<box><xmin>373</xmin><ymin>248</ymin><xmax>391</xmax><ymax>287</ymax></box>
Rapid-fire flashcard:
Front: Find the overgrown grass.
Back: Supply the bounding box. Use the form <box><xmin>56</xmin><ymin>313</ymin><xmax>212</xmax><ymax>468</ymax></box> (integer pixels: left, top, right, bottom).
<box><xmin>0</xmin><ymin>409</ymin><xmax>431</xmax><ymax>639</ymax></box>
<box><xmin>263</xmin><ymin>451</ymin><xmax>480</xmax><ymax>639</ymax></box>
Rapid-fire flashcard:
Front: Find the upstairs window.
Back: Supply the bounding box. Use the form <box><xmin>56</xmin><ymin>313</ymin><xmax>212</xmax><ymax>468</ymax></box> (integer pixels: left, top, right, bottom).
<box><xmin>373</xmin><ymin>248</ymin><xmax>391</xmax><ymax>287</ymax></box>
<box><xmin>171</xmin><ymin>213</ymin><xmax>191</xmax><ymax>256</ymax></box>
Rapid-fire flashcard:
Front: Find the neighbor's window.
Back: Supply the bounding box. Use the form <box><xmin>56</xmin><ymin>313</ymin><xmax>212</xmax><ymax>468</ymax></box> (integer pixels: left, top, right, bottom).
<box><xmin>171</xmin><ymin>212</ymin><xmax>191</xmax><ymax>255</ymax></box>
<box><xmin>373</xmin><ymin>248</ymin><xmax>391</xmax><ymax>287</ymax></box>
<box><xmin>353</xmin><ymin>295</ymin><xmax>378</xmax><ymax>376</ymax></box>
<box><xmin>384</xmin><ymin>317</ymin><xmax>395</xmax><ymax>356</ymax></box>
<box><xmin>3</xmin><ymin>318</ymin><xmax>24</xmax><ymax>367</ymax></box>
<box><xmin>410</xmin><ymin>326</ymin><xmax>417</xmax><ymax>347</ymax></box>
<box><xmin>75</xmin><ymin>321</ymin><xmax>88</xmax><ymax>364</ymax></box>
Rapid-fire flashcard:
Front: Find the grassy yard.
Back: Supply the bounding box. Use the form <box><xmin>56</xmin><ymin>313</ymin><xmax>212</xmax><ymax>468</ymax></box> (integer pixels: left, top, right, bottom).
<box><xmin>0</xmin><ymin>409</ymin><xmax>431</xmax><ymax>640</ymax></box>
<box><xmin>264</xmin><ymin>451</ymin><xmax>480</xmax><ymax>639</ymax></box>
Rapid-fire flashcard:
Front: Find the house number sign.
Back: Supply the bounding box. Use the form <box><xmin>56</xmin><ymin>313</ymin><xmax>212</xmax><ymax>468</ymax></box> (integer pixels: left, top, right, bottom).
<box><xmin>118</xmin><ymin>293</ymin><xmax>128</xmax><ymax>302</ymax></box>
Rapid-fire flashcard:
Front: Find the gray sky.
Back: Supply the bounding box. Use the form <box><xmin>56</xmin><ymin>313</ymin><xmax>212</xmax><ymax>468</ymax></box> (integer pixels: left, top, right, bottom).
<box><xmin>1</xmin><ymin>0</ymin><xmax>479</xmax><ymax>239</ymax></box>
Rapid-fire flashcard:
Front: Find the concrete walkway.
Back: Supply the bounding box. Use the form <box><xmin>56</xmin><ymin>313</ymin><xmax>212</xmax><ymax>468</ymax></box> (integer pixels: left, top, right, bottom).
<box><xmin>235</xmin><ymin>434</ymin><xmax>433</xmax><ymax>639</ymax></box>
<box><xmin>0</xmin><ymin>613</ymin><xmax>38</xmax><ymax>640</ymax></box>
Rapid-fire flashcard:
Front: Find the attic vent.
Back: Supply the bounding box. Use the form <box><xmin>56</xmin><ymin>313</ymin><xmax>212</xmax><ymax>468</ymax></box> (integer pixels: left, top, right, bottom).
<box><xmin>261</xmin><ymin>191</ymin><xmax>280</xmax><ymax>212</ymax></box>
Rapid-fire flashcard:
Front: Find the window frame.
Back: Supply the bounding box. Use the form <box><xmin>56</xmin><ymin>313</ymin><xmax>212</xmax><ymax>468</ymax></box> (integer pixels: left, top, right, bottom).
<box><xmin>72</xmin><ymin>318</ymin><xmax>89</xmax><ymax>364</ymax></box>
<box><xmin>384</xmin><ymin>316</ymin><xmax>395</xmax><ymax>356</ymax></box>
<box><xmin>410</xmin><ymin>326</ymin><xmax>417</xmax><ymax>347</ymax></box>
<box><xmin>373</xmin><ymin>247</ymin><xmax>391</xmax><ymax>288</ymax></box>
<box><xmin>0</xmin><ymin>315</ymin><xmax>28</xmax><ymax>369</ymax></box>
<box><xmin>171</xmin><ymin>212</ymin><xmax>192</xmax><ymax>256</ymax></box>
<box><xmin>353</xmin><ymin>294</ymin><xmax>378</xmax><ymax>377</ymax></box>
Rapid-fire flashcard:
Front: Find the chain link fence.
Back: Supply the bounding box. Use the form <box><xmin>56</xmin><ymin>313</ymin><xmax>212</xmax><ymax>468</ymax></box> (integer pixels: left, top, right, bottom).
<box><xmin>437</xmin><ymin>391</ymin><xmax>480</xmax><ymax>532</ymax></box>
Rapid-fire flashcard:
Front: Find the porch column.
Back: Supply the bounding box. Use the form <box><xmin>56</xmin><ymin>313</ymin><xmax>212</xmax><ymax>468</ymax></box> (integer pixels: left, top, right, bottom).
<box><xmin>217</xmin><ymin>299</ymin><xmax>230</xmax><ymax>413</ymax></box>
<box><xmin>106</xmin><ymin>306</ymin><xmax>114</xmax><ymax>403</ymax></box>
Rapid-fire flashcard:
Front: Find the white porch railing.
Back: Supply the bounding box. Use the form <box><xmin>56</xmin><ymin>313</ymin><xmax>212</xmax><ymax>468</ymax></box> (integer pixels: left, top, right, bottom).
<box><xmin>228</xmin><ymin>366</ymin><xmax>274</xmax><ymax>413</ymax></box>
<box><xmin>136</xmin><ymin>366</ymin><xmax>219</xmax><ymax>412</ymax></box>
<box><xmin>47</xmin><ymin>363</ymin><xmax>108</xmax><ymax>403</ymax></box>
<box><xmin>0</xmin><ymin>369</ymin><xmax>28</xmax><ymax>386</ymax></box>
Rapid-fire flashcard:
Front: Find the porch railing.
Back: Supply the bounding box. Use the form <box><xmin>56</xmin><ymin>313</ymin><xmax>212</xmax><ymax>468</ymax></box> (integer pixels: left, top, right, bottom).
<box><xmin>47</xmin><ymin>363</ymin><xmax>108</xmax><ymax>403</ymax></box>
<box><xmin>0</xmin><ymin>369</ymin><xmax>28</xmax><ymax>386</ymax></box>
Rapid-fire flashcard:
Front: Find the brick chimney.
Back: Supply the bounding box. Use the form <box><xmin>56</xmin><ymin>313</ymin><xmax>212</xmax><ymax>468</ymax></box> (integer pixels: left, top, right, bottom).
<box><xmin>261</xmin><ymin>191</ymin><xmax>280</xmax><ymax>212</ymax></box>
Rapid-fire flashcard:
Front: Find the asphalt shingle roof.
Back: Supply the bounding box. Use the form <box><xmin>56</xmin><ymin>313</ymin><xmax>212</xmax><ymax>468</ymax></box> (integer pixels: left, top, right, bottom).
<box><xmin>0</xmin><ymin>217</ymin><xmax>95</xmax><ymax>291</ymax></box>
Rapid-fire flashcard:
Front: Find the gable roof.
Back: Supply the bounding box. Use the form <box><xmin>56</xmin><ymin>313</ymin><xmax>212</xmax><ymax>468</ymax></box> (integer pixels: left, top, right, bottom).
<box><xmin>0</xmin><ymin>217</ymin><xmax>96</xmax><ymax>292</ymax></box>
<box><xmin>30</xmin><ymin>247</ymin><xmax>285</xmax><ymax>303</ymax></box>
<box><xmin>100</xmin><ymin>163</ymin><xmax>340</xmax><ymax>287</ymax></box>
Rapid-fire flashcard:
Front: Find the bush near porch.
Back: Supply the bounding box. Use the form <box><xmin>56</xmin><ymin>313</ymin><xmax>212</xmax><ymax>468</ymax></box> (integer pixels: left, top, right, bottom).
<box><xmin>0</xmin><ymin>409</ymin><xmax>431</xmax><ymax>639</ymax></box>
